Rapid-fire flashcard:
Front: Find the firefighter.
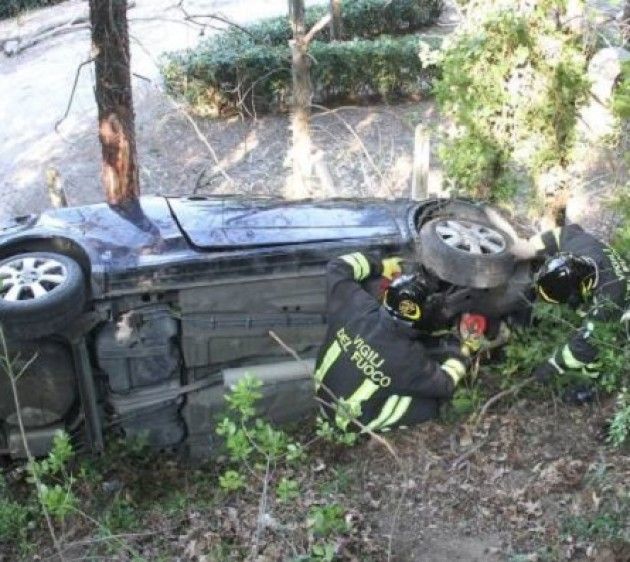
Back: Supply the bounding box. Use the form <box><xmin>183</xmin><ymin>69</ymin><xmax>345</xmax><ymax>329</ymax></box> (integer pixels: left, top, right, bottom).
<box><xmin>314</xmin><ymin>252</ymin><xmax>473</xmax><ymax>433</ymax></box>
<box><xmin>530</xmin><ymin>224</ymin><xmax>629</xmax><ymax>383</ymax></box>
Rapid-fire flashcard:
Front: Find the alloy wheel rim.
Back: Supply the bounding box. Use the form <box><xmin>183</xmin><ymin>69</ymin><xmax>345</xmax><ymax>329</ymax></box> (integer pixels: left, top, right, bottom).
<box><xmin>0</xmin><ymin>257</ymin><xmax>67</xmax><ymax>302</ymax></box>
<box><xmin>435</xmin><ymin>219</ymin><xmax>506</xmax><ymax>255</ymax></box>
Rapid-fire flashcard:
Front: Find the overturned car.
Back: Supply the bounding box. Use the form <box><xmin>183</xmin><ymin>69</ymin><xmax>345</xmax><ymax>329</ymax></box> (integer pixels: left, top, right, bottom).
<box><xmin>0</xmin><ymin>196</ymin><xmax>532</xmax><ymax>459</ymax></box>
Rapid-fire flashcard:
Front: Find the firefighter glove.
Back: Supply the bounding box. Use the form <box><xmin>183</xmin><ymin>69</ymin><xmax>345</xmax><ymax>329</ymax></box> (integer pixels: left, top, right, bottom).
<box><xmin>381</xmin><ymin>257</ymin><xmax>404</xmax><ymax>280</ymax></box>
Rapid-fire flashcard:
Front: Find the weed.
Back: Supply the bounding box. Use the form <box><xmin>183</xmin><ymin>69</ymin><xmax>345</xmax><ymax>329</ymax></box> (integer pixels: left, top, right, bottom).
<box><xmin>276</xmin><ymin>477</ymin><xmax>300</xmax><ymax>502</ymax></box>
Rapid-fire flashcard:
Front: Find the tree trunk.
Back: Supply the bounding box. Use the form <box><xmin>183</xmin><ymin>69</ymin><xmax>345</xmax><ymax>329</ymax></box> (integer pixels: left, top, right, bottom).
<box><xmin>329</xmin><ymin>0</ymin><xmax>343</xmax><ymax>40</ymax></box>
<box><xmin>288</xmin><ymin>0</ymin><xmax>313</xmax><ymax>198</ymax></box>
<box><xmin>89</xmin><ymin>0</ymin><xmax>139</xmax><ymax>207</ymax></box>
<box><xmin>623</xmin><ymin>0</ymin><xmax>630</xmax><ymax>44</ymax></box>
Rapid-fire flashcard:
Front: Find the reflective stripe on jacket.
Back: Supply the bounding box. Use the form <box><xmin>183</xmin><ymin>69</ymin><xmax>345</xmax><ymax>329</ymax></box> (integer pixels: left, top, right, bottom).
<box><xmin>315</xmin><ymin>252</ymin><xmax>466</xmax><ymax>432</ymax></box>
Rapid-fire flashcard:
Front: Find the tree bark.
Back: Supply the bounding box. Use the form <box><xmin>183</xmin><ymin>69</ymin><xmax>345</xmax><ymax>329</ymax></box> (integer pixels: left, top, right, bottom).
<box><xmin>288</xmin><ymin>0</ymin><xmax>313</xmax><ymax>198</ymax></box>
<box><xmin>329</xmin><ymin>0</ymin><xmax>343</xmax><ymax>41</ymax></box>
<box><xmin>89</xmin><ymin>0</ymin><xmax>139</xmax><ymax>206</ymax></box>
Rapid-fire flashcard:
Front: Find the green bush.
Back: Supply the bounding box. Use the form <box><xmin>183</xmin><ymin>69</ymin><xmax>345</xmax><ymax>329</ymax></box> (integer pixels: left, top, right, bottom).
<box><xmin>0</xmin><ymin>0</ymin><xmax>64</xmax><ymax>19</ymax></box>
<box><xmin>162</xmin><ymin>34</ymin><xmax>440</xmax><ymax>116</ymax></box>
<box><xmin>428</xmin><ymin>3</ymin><xmax>590</xmax><ymax>202</ymax></box>
<box><xmin>241</xmin><ymin>0</ymin><xmax>442</xmax><ymax>46</ymax></box>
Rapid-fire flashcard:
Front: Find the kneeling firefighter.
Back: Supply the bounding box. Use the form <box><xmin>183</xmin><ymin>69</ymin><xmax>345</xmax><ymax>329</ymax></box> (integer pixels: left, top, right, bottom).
<box><xmin>315</xmin><ymin>252</ymin><xmax>474</xmax><ymax>433</ymax></box>
<box><xmin>530</xmin><ymin>224</ymin><xmax>629</xmax><ymax>383</ymax></box>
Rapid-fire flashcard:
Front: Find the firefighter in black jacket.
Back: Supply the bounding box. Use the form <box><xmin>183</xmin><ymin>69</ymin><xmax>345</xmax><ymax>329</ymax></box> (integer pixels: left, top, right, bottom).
<box><xmin>314</xmin><ymin>252</ymin><xmax>471</xmax><ymax>433</ymax></box>
<box><xmin>530</xmin><ymin>224</ymin><xmax>629</xmax><ymax>382</ymax></box>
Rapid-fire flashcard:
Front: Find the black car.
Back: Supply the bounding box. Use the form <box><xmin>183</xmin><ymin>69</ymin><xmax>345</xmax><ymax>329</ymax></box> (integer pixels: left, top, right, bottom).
<box><xmin>0</xmin><ymin>196</ymin><xmax>531</xmax><ymax>459</ymax></box>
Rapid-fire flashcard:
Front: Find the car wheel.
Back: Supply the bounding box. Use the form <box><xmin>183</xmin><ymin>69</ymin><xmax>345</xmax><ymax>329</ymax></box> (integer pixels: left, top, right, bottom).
<box><xmin>419</xmin><ymin>217</ymin><xmax>515</xmax><ymax>289</ymax></box>
<box><xmin>0</xmin><ymin>252</ymin><xmax>86</xmax><ymax>339</ymax></box>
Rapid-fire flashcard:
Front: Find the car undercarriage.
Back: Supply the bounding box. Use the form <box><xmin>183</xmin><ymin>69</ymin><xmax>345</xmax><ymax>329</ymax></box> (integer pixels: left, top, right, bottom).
<box><xmin>0</xmin><ymin>196</ymin><xmax>533</xmax><ymax>460</ymax></box>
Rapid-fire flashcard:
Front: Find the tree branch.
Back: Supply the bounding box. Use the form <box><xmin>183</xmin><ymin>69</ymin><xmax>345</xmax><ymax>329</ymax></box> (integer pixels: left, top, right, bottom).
<box><xmin>304</xmin><ymin>13</ymin><xmax>332</xmax><ymax>45</ymax></box>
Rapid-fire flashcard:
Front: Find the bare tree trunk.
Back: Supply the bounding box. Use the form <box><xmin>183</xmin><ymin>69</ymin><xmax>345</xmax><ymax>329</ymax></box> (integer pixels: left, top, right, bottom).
<box><xmin>288</xmin><ymin>0</ymin><xmax>313</xmax><ymax>198</ymax></box>
<box><xmin>89</xmin><ymin>0</ymin><xmax>139</xmax><ymax>207</ymax></box>
<box><xmin>329</xmin><ymin>0</ymin><xmax>343</xmax><ymax>40</ymax></box>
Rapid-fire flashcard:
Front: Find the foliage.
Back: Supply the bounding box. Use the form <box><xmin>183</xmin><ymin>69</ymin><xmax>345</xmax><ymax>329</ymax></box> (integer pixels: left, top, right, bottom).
<box><xmin>0</xmin><ymin>476</ymin><xmax>30</xmax><ymax>547</ymax></box>
<box><xmin>238</xmin><ymin>0</ymin><xmax>442</xmax><ymax>46</ymax></box>
<box><xmin>216</xmin><ymin>375</ymin><xmax>305</xmax><ymax>490</ymax></box>
<box><xmin>162</xmin><ymin>35</ymin><xmax>441</xmax><ymax>116</ymax></box>
<box><xmin>29</xmin><ymin>430</ymin><xmax>77</xmax><ymax>520</ymax></box>
<box><xmin>608</xmin><ymin>388</ymin><xmax>630</xmax><ymax>447</ymax></box>
<box><xmin>426</xmin><ymin>1</ymin><xmax>590</xmax><ymax>202</ymax></box>
<box><xmin>563</xmin><ymin>504</ymin><xmax>630</xmax><ymax>543</ymax></box>
<box><xmin>612</xmin><ymin>60</ymin><xmax>630</xmax><ymax>120</ymax></box>
<box><xmin>0</xmin><ymin>0</ymin><xmax>63</xmax><ymax>19</ymax></box>
<box><xmin>492</xmin><ymin>301</ymin><xmax>629</xmax><ymax>445</ymax></box>
<box><xmin>276</xmin><ymin>477</ymin><xmax>300</xmax><ymax>502</ymax></box>
<box><xmin>308</xmin><ymin>504</ymin><xmax>349</xmax><ymax>537</ymax></box>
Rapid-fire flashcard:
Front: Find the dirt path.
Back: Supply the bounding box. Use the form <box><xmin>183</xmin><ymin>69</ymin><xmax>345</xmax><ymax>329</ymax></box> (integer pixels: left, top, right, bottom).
<box><xmin>0</xmin><ymin>0</ymin><xmax>326</xmax><ymax>222</ymax></box>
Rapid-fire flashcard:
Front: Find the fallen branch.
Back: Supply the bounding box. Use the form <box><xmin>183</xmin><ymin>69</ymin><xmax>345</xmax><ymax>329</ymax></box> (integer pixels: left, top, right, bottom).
<box><xmin>268</xmin><ymin>330</ymin><xmax>401</xmax><ymax>463</ymax></box>
<box><xmin>0</xmin><ymin>328</ymin><xmax>65</xmax><ymax>561</ymax></box>
<box><xmin>472</xmin><ymin>376</ymin><xmax>535</xmax><ymax>429</ymax></box>
<box><xmin>2</xmin><ymin>2</ymin><xmax>136</xmax><ymax>57</ymax></box>
<box><xmin>449</xmin><ymin>438</ymin><xmax>488</xmax><ymax>471</ymax></box>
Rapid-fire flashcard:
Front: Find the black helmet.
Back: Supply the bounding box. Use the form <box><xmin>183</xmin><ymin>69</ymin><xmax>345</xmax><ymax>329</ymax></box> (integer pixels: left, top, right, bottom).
<box><xmin>535</xmin><ymin>253</ymin><xmax>598</xmax><ymax>305</ymax></box>
<box><xmin>384</xmin><ymin>273</ymin><xmax>430</xmax><ymax>325</ymax></box>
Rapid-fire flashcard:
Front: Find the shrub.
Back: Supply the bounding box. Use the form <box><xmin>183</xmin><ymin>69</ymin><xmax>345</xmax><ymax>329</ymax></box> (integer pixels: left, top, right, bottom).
<box><xmin>240</xmin><ymin>0</ymin><xmax>442</xmax><ymax>46</ymax></box>
<box><xmin>427</xmin><ymin>2</ymin><xmax>590</xmax><ymax>202</ymax></box>
<box><xmin>0</xmin><ymin>0</ymin><xmax>64</xmax><ymax>19</ymax></box>
<box><xmin>162</xmin><ymin>34</ymin><xmax>441</xmax><ymax>116</ymax></box>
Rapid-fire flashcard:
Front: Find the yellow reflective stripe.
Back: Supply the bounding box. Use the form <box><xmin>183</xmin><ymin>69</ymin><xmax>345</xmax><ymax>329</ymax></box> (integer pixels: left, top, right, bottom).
<box><xmin>538</xmin><ymin>285</ymin><xmax>560</xmax><ymax>304</ymax></box>
<box><xmin>335</xmin><ymin>379</ymin><xmax>379</xmax><ymax>430</ymax></box>
<box><xmin>314</xmin><ymin>341</ymin><xmax>341</xmax><ymax>386</ymax></box>
<box><xmin>548</xmin><ymin>356</ymin><xmax>565</xmax><ymax>374</ymax></box>
<box><xmin>441</xmin><ymin>358</ymin><xmax>466</xmax><ymax>385</ymax></box>
<box><xmin>340</xmin><ymin>252</ymin><xmax>370</xmax><ymax>281</ymax></box>
<box><xmin>340</xmin><ymin>254</ymin><xmax>362</xmax><ymax>280</ymax></box>
<box><xmin>561</xmin><ymin>345</ymin><xmax>584</xmax><ymax>369</ymax></box>
<box><xmin>367</xmin><ymin>395</ymin><xmax>400</xmax><ymax>430</ymax></box>
<box><xmin>380</xmin><ymin>396</ymin><xmax>412</xmax><ymax>429</ymax></box>
<box><xmin>353</xmin><ymin>253</ymin><xmax>370</xmax><ymax>280</ymax></box>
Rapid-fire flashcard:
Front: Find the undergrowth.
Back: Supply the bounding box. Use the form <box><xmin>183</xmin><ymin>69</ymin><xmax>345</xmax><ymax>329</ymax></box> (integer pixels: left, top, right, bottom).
<box><xmin>424</xmin><ymin>0</ymin><xmax>591</xmax><ymax>202</ymax></box>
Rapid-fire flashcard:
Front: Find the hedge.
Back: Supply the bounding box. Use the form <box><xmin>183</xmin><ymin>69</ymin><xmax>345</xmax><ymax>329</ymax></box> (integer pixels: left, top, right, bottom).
<box><xmin>162</xmin><ymin>34</ymin><xmax>441</xmax><ymax>116</ymax></box>
<box><xmin>241</xmin><ymin>0</ymin><xmax>443</xmax><ymax>45</ymax></box>
<box><xmin>0</xmin><ymin>0</ymin><xmax>65</xmax><ymax>19</ymax></box>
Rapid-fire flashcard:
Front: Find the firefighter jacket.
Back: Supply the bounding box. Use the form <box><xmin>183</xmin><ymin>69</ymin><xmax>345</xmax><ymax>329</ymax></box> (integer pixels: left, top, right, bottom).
<box><xmin>531</xmin><ymin>224</ymin><xmax>629</xmax><ymax>377</ymax></box>
<box><xmin>314</xmin><ymin>252</ymin><xmax>468</xmax><ymax>432</ymax></box>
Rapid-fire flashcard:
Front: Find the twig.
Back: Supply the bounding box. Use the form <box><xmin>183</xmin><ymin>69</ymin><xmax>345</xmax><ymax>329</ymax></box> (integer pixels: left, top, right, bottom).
<box><xmin>250</xmin><ymin>457</ymin><xmax>271</xmax><ymax>560</ymax></box>
<box><xmin>268</xmin><ymin>330</ymin><xmax>401</xmax><ymax>463</ymax></box>
<box><xmin>55</xmin><ymin>57</ymin><xmax>95</xmax><ymax>132</ymax></box>
<box><xmin>176</xmin><ymin>1</ymin><xmax>254</xmax><ymax>38</ymax></box>
<box><xmin>449</xmin><ymin>438</ymin><xmax>488</xmax><ymax>471</ymax></box>
<box><xmin>0</xmin><ymin>328</ymin><xmax>66</xmax><ymax>561</ymax></box>
<box><xmin>472</xmin><ymin>376</ymin><xmax>535</xmax><ymax>429</ymax></box>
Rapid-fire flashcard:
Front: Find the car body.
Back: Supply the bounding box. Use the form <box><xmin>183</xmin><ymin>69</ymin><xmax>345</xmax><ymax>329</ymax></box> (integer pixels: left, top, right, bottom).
<box><xmin>0</xmin><ymin>196</ymin><xmax>532</xmax><ymax>460</ymax></box>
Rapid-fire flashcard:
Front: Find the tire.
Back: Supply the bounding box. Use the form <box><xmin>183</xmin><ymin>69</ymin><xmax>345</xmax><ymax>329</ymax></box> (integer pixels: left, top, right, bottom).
<box><xmin>419</xmin><ymin>217</ymin><xmax>515</xmax><ymax>289</ymax></box>
<box><xmin>0</xmin><ymin>252</ymin><xmax>86</xmax><ymax>339</ymax></box>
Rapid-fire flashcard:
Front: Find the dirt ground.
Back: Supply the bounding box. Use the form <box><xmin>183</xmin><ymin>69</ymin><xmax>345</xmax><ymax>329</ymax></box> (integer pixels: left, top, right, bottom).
<box><xmin>36</xmin><ymin>394</ymin><xmax>626</xmax><ymax>562</ymax></box>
